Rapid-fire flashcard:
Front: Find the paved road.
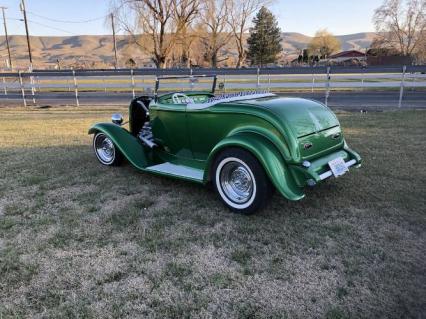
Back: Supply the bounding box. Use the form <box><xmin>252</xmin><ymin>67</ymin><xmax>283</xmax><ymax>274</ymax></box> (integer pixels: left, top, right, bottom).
<box><xmin>0</xmin><ymin>90</ymin><xmax>425</xmax><ymax>110</ymax></box>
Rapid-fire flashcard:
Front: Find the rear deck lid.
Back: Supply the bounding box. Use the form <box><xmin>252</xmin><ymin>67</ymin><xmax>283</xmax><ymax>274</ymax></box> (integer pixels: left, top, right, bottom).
<box><xmin>242</xmin><ymin>97</ymin><xmax>340</xmax><ymax>137</ymax></box>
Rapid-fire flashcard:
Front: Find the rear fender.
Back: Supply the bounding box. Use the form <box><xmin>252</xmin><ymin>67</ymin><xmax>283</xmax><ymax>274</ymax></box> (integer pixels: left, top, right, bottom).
<box><xmin>205</xmin><ymin>132</ymin><xmax>304</xmax><ymax>201</ymax></box>
<box><xmin>89</xmin><ymin>123</ymin><xmax>149</xmax><ymax>169</ymax></box>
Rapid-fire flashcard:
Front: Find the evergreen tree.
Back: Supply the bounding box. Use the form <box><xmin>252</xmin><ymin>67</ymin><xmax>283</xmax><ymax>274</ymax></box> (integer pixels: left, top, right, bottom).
<box><xmin>246</xmin><ymin>7</ymin><xmax>282</xmax><ymax>67</ymax></box>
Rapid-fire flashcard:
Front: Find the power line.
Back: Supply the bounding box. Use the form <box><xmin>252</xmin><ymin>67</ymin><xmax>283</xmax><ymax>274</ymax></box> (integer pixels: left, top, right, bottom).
<box><xmin>4</xmin><ymin>17</ymin><xmax>78</xmax><ymax>35</ymax></box>
<box><xmin>27</xmin><ymin>11</ymin><xmax>107</xmax><ymax>24</ymax></box>
<box><xmin>27</xmin><ymin>19</ymin><xmax>77</xmax><ymax>35</ymax></box>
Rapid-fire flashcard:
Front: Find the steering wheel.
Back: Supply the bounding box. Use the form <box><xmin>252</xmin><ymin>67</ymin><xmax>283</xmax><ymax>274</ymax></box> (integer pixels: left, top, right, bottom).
<box><xmin>172</xmin><ymin>93</ymin><xmax>193</xmax><ymax>104</ymax></box>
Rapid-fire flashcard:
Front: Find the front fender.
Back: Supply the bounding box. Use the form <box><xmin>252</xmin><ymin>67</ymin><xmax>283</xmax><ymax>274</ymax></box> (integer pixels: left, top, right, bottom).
<box><xmin>205</xmin><ymin>132</ymin><xmax>305</xmax><ymax>201</ymax></box>
<box><xmin>88</xmin><ymin>123</ymin><xmax>149</xmax><ymax>169</ymax></box>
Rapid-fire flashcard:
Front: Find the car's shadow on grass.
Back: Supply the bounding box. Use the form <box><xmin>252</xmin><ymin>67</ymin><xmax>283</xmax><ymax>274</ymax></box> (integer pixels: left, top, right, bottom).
<box><xmin>0</xmin><ymin>143</ymin><xmax>404</xmax><ymax>222</ymax></box>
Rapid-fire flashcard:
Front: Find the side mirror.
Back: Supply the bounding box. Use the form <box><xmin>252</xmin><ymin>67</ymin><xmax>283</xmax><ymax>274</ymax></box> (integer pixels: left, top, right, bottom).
<box><xmin>111</xmin><ymin>113</ymin><xmax>124</xmax><ymax>125</ymax></box>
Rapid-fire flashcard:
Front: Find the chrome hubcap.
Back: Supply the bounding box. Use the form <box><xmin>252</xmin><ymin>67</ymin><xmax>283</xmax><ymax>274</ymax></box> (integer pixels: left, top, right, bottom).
<box><xmin>220</xmin><ymin>161</ymin><xmax>253</xmax><ymax>204</ymax></box>
<box><xmin>95</xmin><ymin>134</ymin><xmax>115</xmax><ymax>163</ymax></box>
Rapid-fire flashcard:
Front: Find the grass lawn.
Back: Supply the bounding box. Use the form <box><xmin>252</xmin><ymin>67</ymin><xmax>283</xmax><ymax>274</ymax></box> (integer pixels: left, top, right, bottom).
<box><xmin>0</xmin><ymin>107</ymin><xmax>425</xmax><ymax>318</ymax></box>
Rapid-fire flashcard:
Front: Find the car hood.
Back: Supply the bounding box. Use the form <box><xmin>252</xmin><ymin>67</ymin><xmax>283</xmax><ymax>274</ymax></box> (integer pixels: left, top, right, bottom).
<box><xmin>240</xmin><ymin>97</ymin><xmax>340</xmax><ymax>137</ymax></box>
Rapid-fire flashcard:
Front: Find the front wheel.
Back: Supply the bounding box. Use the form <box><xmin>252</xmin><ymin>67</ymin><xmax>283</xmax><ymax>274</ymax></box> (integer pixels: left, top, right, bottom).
<box><xmin>93</xmin><ymin>132</ymin><xmax>123</xmax><ymax>166</ymax></box>
<box><xmin>213</xmin><ymin>148</ymin><xmax>273</xmax><ymax>214</ymax></box>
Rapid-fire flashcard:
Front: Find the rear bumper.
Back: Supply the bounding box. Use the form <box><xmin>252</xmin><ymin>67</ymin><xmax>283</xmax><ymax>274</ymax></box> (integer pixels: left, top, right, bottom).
<box><xmin>319</xmin><ymin>158</ymin><xmax>357</xmax><ymax>180</ymax></box>
<box><xmin>289</xmin><ymin>147</ymin><xmax>362</xmax><ymax>187</ymax></box>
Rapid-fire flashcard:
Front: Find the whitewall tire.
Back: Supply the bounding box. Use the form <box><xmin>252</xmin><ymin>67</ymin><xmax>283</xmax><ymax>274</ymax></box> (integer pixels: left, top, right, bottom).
<box><xmin>213</xmin><ymin>148</ymin><xmax>273</xmax><ymax>214</ymax></box>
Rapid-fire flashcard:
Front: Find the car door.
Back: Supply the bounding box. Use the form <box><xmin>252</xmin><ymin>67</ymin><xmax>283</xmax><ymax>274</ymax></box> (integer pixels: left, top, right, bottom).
<box><xmin>149</xmin><ymin>101</ymin><xmax>192</xmax><ymax>159</ymax></box>
<box><xmin>186</xmin><ymin>107</ymin><xmax>229</xmax><ymax>160</ymax></box>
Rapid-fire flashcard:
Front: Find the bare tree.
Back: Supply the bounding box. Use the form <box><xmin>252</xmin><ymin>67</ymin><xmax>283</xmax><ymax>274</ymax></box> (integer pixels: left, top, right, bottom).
<box><xmin>113</xmin><ymin>0</ymin><xmax>200</xmax><ymax>68</ymax></box>
<box><xmin>200</xmin><ymin>0</ymin><xmax>232</xmax><ymax>67</ymax></box>
<box><xmin>173</xmin><ymin>0</ymin><xmax>200</xmax><ymax>66</ymax></box>
<box><xmin>414</xmin><ymin>30</ymin><xmax>426</xmax><ymax>62</ymax></box>
<box><xmin>186</xmin><ymin>23</ymin><xmax>210</xmax><ymax>66</ymax></box>
<box><xmin>114</xmin><ymin>0</ymin><xmax>175</xmax><ymax>68</ymax></box>
<box><xmin>228</xmin><ymin>0</ymin><xmax>270</xmax><ymax>67</ymax></box>
<box><xmin>373</xmin><ymin>0</ymin><xmax>426</xmax><ymax>56</ymax></box>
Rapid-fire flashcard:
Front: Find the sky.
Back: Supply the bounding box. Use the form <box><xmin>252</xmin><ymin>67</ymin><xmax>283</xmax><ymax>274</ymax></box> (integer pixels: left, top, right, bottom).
<box><xmin>0</xmin><ymin>0</ymin><xmax>383</xmax><ymax>37</ymax></box>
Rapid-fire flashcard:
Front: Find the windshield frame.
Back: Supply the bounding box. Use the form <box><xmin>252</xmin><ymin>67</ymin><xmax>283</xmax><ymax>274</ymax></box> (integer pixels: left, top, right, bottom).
<box><xmin>154</xmin><ymin>75</ymin><xmax>217</xmax><ymax>101</ymax></box>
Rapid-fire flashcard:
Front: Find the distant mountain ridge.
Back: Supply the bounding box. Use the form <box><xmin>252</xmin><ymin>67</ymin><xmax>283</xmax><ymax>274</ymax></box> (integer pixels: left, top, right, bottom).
<box><xmin>0</xmin><ymin>32</ymin><xmax>376</xmax><ymax>68</ymax></box>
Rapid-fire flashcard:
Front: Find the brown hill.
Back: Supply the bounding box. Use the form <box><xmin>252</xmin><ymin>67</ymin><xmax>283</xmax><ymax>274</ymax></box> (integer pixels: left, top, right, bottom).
<box><xmin>282</xmin><ymin>32</ymin><xmax>376</xmax><ymax>53</ymax></box>
<box><xmin>0</xmin><ymin>32</ymin><xmax>376</xmax><ymax>69</ymax></box>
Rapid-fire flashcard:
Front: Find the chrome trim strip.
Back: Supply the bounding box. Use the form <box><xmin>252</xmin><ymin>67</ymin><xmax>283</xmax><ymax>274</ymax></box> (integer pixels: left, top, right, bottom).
<box><xmin>319</xmin><ymin>159</ymin><xmax>357</xmax><ymax>180</ymax></box>
<box><xmin>187</xmin><ymin>92</ymin><xmax>275</xmax><ymax>110</ymax></box>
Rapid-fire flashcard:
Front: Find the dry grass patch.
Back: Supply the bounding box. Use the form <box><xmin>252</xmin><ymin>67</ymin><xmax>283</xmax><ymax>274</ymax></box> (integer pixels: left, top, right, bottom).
<box><xmin>0</xmin><ymin>106</ymin><xmax>425</xmax><ymax>318</ymax></box>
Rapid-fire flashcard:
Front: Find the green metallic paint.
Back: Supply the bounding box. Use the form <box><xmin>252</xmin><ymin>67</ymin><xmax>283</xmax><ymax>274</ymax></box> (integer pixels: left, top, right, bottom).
<box><xmin>242</xmin><ymin>97</ymin><xmax>340</xmax><ymax>137</ymax></box>
<box><xmin>155</xmin><ymin>148</ymin><xmax>206</xmax><ymax>171</ymax></box>
<box><xmin>182</xmin><ymin>97</ymin><xmax>346</xmax><ymax>164</ymax></box>
<box><xmin>194</xmin><ymin>102</ymin><xmax>299</xmax><ymax>163</ymax></box>
<box><xmin>297</xmin><ymin>126</ymin><xmax>344</xmax><ymax>160</ymax></box>
<box><xmin>88</xmin><ymin>123</ymin><xmax>150</xmax><ymax>170</ymax></box>
<box><xmin>89</xmin><ymin>124</ymin><xmax>206</xmax><ymax>184</ymax></box>
<box><xmin>205</xmin><ymin>132</ymin><xmax>305</xmax><ymax>201</ymax></box>
<box><xmin>289</xmin><ymin>146</ymin><xmax>361</xmax><ymax>187</ymax></box>
<box><xmin>187</xmin><ymin>111</ymin><xmax>291</xmax><ymax>161</ymax></box>
<box><xmin>232</xmin><ymin>97</ymin><xmax>344</xmax><ymax>162</ymax></box>
<box><xmin>89</xmin><ymin>92</ymin><xmax>362</xmax><ymax>202</ymax></box>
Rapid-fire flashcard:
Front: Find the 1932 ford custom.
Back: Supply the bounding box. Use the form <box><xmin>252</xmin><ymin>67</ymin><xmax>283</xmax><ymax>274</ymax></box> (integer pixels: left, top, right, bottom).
<box><xmin>89</xmin><ymin>75</ymin><xmax>361</xmax><ymax>214</ymax></box>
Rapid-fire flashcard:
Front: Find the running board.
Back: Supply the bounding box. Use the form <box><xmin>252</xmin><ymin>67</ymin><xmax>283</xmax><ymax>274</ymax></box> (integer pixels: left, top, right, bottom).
<box><xmin>145</xmin><ymin>162</ymin><xmax>204</xmax><ymax>182</ymax></box>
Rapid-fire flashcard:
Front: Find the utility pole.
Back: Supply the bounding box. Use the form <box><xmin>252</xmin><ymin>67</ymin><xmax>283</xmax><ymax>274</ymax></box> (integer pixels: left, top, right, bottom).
<box><xmin>20</xmin><ymin>0</ymin><xmax>32</xmax><ymax>70</ymax></box>
<box><xmin>111</xmin><ymin>13</ymin><xmax>118</xmax><ymax>69</ymax></box>
<box><xmin>0</xmin><ymin>7</ymin><xmax>12</xmax><ymax>69</ymax></box>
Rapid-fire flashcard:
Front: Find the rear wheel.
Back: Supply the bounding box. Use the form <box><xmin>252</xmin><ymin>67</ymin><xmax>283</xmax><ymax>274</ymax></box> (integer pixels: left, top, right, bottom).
<box><xmin>93</xmin><ymin>132</ymin><xmax>123</xmax><ymax>166</ymax></box>
<box><xmin>213</xmin><ymin>148</ymin><xmax>273</xmax><ymax>214</ymax></box>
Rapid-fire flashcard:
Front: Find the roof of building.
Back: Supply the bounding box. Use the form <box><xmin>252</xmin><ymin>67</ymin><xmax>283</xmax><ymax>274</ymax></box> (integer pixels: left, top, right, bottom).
<box><xmin>329</xmin><ymin>50</ymin><xmax>366</xmax><ymax>59</ymax></box>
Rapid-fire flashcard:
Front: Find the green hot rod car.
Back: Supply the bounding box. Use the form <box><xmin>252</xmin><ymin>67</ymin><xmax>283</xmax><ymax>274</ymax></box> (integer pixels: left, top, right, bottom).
<box><xmin>89</xmin><ymin>75</ymin><xmax>361</xmax><ymax>214</ymax></box>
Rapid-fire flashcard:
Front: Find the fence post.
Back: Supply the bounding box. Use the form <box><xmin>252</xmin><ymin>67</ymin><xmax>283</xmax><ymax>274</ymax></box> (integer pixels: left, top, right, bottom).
<box><xmin>141</xmin><ymin>74</ymin><xmax>145</xmax><ymax>93</ymax></box>
<box><xmin>311</xmin><ymin>71</ymin><xmax>315</xmax><ymax>93</ymax></box>
<box><xmin>36</xmin><ymin>76</ymin><xmax>41</xmax><ymax>92</ymax></box>
<box><xmin>189</xmin><ymin>67</ymin><xmax>195</xmax><ymax>91</ymax></box>
<box><xmin>18</xmin><ymin>71</ymin><xmax>27</xmax><ymax>107</ymax></box>
<box><xmin>131</xmin><ymin>69</ymin><xmax>135</xmax><ymax>98</ymax></box>
<box><xmin>325</xmin><ymin>66</ymin><xmax>331</xmax><ymax>106</ymax></box>
<box><xmin>29</xmin><ymin>74</ymin><xmax>36</xmax><ymax>105</ymax></box>
<box><xmin>256</xmin><ymin>67</ymin><xmax>260</xmax><ymax>89</ymax></box>
<box><xmin>223</xmin><ymin>73</ymin><xmax>227</xmax><ymax>93</ymax></box>
<box><xmin>3</xmin><ymin>77</ymin><xmax>7</xmax><ymax>95</ymax></box>
<box><xmin>267</xmin><ymin>73</ymin><xmax>271</xmax><ymax>91</ymax></box>
<box><xmin>398</xmin><ymin>65</ymin><xmax>406</xmax><ymax>108</ymax></box>
<box><xmin>72</xmin><ymin>70</ymin><xmax>80</xmax><ymax>107</ymax></box>
<box><xmin>410</xmin><ymin>69</ymin><xmax>415</xmax><ymax>92</ymax></box>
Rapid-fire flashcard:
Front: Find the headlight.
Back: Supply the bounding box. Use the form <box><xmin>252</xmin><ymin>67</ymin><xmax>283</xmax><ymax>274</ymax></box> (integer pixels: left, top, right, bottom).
<box><xmin>111</xmin><ymin>113</ymin><xmax>123</xmax><ymax>125</ymax></box>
